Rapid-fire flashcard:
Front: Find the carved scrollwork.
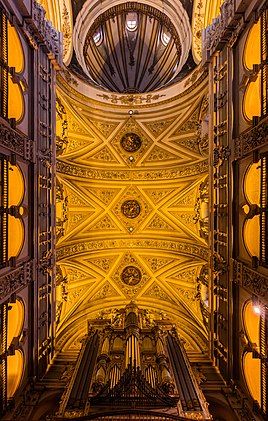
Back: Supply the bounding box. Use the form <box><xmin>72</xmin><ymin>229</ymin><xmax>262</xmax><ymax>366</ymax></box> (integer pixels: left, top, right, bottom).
<box><xmin>203</xmin><ymin>0</ymin><xmax>238</xmax><ymax>59</ymax></box>
<box><xmin>243</xmin><ymin>266</ymin><xmax>268</xmax><ymax>300</ymax></box>
<box><xmin>0</xmin><ymin>261</ymin><xmax>34</xmax><ymax>301</ymax></box>
<box><xmin>56</xmin><ymin>97</ymin><xmax>68</xmax><ymax>156</ymax></box>
<box><xmin>193</xmin><ymin>179</ymin><xmax>209</xmax><ymax>240</ymax></box>
<box><xmin>213</xmin><ymin>145</ymin><xmax>231</xmax><ymax>168</ymax></box>
<box><xmin>97</xmin><ymin>93</ymin><xmax>165</xmax><ymax>105</ymax></box>
<box><xmin>234</xmin><ymin>119</ymin><xmax>268</xmax><ymax>159</ymax></box>
<box><xmin>27</xmin><ymin>1</ymin><xmax>62</xmax><ymax>64</ymax></box>
<box><xmin>0</xmin><ymin>122</ymin><xmax>33</xmax><ymax>160</ymax></box>
<box><xmin>56</xmin><ymin>179</ymin><xmax>68</xmax><ymax>240</ymax></box>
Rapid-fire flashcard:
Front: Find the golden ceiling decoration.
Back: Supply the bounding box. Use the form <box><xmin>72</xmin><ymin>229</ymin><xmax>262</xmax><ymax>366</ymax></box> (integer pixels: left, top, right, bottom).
<box><xmin>55</xmin><ymin>66</ymin><xmax>209</xmax><ymax>353</ymax></box>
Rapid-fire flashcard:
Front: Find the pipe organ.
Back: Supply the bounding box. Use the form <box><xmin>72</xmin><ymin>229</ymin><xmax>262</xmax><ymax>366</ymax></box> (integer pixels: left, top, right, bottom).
<box><xmin>55</xmin><ymin>303</ymin><xmax>211</xmax><ymax>420</ymax></box>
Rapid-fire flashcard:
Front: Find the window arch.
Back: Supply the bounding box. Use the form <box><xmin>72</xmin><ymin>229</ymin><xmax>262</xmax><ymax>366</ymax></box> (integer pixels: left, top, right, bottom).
<box><xmin>242</xmin><ymin>299</ymin><xmax>267</xmax><ymax>413</ymax></box>
<box><xmin>7</xmin><ymin>350</ymin><xmax>24</xmax><ymax>398</ymax></box>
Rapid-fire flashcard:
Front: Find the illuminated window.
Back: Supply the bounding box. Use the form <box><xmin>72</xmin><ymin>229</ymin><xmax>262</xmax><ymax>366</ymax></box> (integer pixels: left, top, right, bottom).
<box><xmin>161</xmin><ymin>31</ymin><xmax>171</xmax><ymax>46</ymax></box>
<box><xmin>93</xmin><ymin>30</ymin><xmax>102</xmax><ymax>46</ymax></box>
<box><xmin>242</xmin><ymin>300</ymin><xmax>267</xmax><ymax>414</ymax></box>
<box><xmin>260</xmin><ymin>8</ymin><xmax>268</xmax><ymax>118</ymax></box>
<box><xmin>0</xmin><ymin>154</ymin><xmax>8</xmax><ymax>268</ymax></box>
<box><xmin>0</xmin><ymin>11</ymin><xmax>8</xmax><ymax>119</ymax></box>
<box><xmin>126</xmin><ymin>20</ymin><xmax>137</xmax><ymax>31</ymax></box>
<box><xmin>243</xmin><ymin>7</ymin><xmax>268</xmax><ymax>120</ymax></box>
<box><xmin>126</xmin><ymin>13</ymin><xmax>138</xmax><ymax>32</ymax></box>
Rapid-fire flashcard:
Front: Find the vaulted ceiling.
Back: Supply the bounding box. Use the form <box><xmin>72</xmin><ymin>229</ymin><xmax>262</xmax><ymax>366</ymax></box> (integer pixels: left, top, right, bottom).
<box><xmin>55</xmin><ymin>70</ymin><xmax>209</xmax><ymax>353</ymax></box>
<box><xmin>37</xmin><ymin>0</ymin><xmax>222</xmax><ymax>356</ymax></box>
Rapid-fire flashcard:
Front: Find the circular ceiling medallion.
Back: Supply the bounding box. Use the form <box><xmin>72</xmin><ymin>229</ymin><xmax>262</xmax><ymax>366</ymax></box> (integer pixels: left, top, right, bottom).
<box><xmin>120</xmin><ymin>133</ymin><xmax>142</xmax><ymax>152</ymax></box>
<box><xmin>121</xmin><ymin>200</ymin><xmax>141</xmax><ymax>218</ymax></box>
<box><xmin>121</xmin><ymin>266</ymin><xmax>142</xmax><ymax>285</ymax></box>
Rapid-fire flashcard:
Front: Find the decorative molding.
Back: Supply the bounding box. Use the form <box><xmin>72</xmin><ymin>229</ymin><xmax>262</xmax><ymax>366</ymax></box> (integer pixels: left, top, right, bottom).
<box><xmin>56</xmin><ymin>159</ymin><xmax>208</xmax><ymax>180</ymax></box>
<box><xmin>112</xmin><ymin>185</ymin><xmax>152</xmax><ymax>232</ymax></box>
<box><xmin>110</xmin><ymin>118</ymin><xmax>153</xmax><ymax>167</ymax></box>
<box><xmin>213</xmin><ymin>145</ymin><xmax>231</xmax><ymax>167</ymax></box>
<box><xmin>143</xmin><ymin>282</ymin><xmax>175</xmax><ymax>303</ymax></box>
<box><xmin>234</xmin><ymin>119</ymin><xmax>268</xmax><ymax>159</ymax></box>
<box><xmin>192</xmin><ymin>1</ymin><xmax>205</xmax><ymax>63</ymax></box>
<box><xmin>243</xmin><ymin>266</ymin><xmax>268</xmax><ymax>301</ymax></box>
<box><xmin>61</xmin><ymin>0</ymin><xmax>72</xmax><ymax>61</ymax></box>
<box><xmin>97</xmin><ymin>93</ymin><xmax>165</xmax><ymax>105</ymax></box>
<box><xmin>112</xmin><ymin>253</ymin><xmax>149</xmax><ymax>298</ymax></box>
<box><xmin>57</xmin><ymin>68</ymin><xmax>208</xmax><ymax>108</ymax></box>
<box><xmin>0</xmin><ymin>261</ymin><xmax>34</xmax><ymax>301</ymax></box>
<box><xmin>56</xmin><ymin>97</ymin><xmax>68</xmax><ymax>156</ymax></box>
<box><xmin>57</xmin><ymin>239</ymin><xmax>208</xmax><ymax>261</ymax></box>
<box><xmin>233</xmin><ymin>260</ymin><xmax>268</xmax><ymax>301</ymax></box>
<box><xmin>24</xmin><ymin>1</ymin><xmax>62</xmax><ymax>66</ymax></box>
<box><xmin>0</xmin><ymin>122</ymin><xmax>34</xmax><ymax>160</ymax></box>
<box><xmin>202</xmin><ymin>0</ymin><xmax>242</xmax><ymax>60</ymax></box>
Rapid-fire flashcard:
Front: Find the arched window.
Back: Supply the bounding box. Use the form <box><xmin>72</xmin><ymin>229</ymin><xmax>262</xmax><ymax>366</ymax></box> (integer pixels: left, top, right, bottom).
<box><xmin>161</xmin><ymin>30</ymin><xmax>171</xmax><ymax>47</ymax></box>
<box><xmin>242</xmin><ymin>300</ymin><xmax>267</xmax><ymax>413</ymax></box>
<box><xmin>126</xmin><ymin>13</ymin><xmax>138</xmax><ymax>32</ymax></box>
<box><xmin>93</xmin><ymin>29</ymin><xmax>102</xmax><ymax>46</ymax></box>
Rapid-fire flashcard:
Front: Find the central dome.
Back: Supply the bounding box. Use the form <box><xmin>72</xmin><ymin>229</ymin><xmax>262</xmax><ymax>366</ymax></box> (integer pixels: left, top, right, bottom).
<box><xmin>74</xmin><ymin>1</ymin><xmax>192</xmax><ymax>93</ymax></box>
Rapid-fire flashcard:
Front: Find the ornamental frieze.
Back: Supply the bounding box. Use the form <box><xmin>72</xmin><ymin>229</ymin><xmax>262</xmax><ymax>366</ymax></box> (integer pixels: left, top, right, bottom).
<box><xmin>233</xmin><ymin>260</ymin><xmax>268</xmax><ymax>301</ymax></box>
<box><xmin>97</xmin><ymin>93</ymin><xmax>165</xmax><ymax>105</ymax></box>
<box><xmin>56</xmin><ymin>159</ymin><xmax>208</xmax><ymax>180</ymax></box>
<box><xmin>0</xmin><ymin>122</ymin><xmax>33</xmax><ymax>160</ymax></box>
<box><xmin>243</xmin><ymin>266</ymin><xmax>268</xmax><ymax>301</ymax></box>
<box><xmin>0</xmin><ymin>261</ymin><xmax>34</xmax><ymax>302</ymax></box>
<box><xmin>234</xmin><ymin>118</ymin><xmax>268</xmax><ymax>159</ymax></box>
<box><xmin>57</xmin><ymin>69</ymin><xmax>208</xmax><ymax>108</ymax></box>
<box><xmin>57</xmin><ymin>239</ymin><xmax>209</xmax><ymax>261</ymax></box>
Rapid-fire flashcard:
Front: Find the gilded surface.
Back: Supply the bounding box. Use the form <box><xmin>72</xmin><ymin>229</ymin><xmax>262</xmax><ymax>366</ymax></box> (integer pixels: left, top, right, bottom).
<box><xmin>120</xmin><ymin>133</ymin><xmax>142</xmax><ymax>153</ymax></box>
<box><xmin>121</xmin><ymin>200</ymin><xmax>141</xmax><ymax>219</ymax></box>
<box><xmin>55</xmin><ymin>69</ymin><xmax>209</xmax><ymax>352</ymax></box>
<box><xmin>121</xmin><ymin>266</ymin><xmax>142</xmax><ymax>286</ymax></box>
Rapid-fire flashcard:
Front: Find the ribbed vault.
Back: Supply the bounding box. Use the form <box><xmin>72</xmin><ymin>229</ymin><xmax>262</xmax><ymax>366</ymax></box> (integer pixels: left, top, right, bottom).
<box><xmin>34</xmin><ymin>0</ymin><xmax>225</xmax><ymax>360</ymax></box>
<box><xmin>55</xmin><ymin>60</ymin><xmax>210</xmax><ymax>353</ymax></box>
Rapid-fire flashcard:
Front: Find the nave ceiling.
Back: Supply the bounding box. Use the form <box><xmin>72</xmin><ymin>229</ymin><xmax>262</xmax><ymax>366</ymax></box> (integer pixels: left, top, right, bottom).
<box><xmin>55</xmin><ymin>70</ymin><xmax>210</xmax><ymax>353</ymax></box>
<box><xmin>37</xmin><ymin>0</ymin><xmax>223</xmax><ymax>356</ymax></box>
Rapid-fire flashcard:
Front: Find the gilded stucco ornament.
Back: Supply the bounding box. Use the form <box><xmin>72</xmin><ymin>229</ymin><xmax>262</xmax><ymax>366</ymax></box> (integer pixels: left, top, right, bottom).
<box><xmin>120</xmin><ymin>133</ymin><xmax>142</xmax><ymax>152</ymax></box>
<box><xmin>111</xmin><ymin>118</ymin><xmax>152</xmax><ymax>167</ymax></box>
<box><xmin>56</xmin><ymin>97</ymin><xmax>68</xmax><ymax>156</ymax></box>
<box><xmin>121</xmin><ymin>266</ymin><xmax>142</xmax><ymax>286</ymax></box>
<box><xmin>61</xmin><ymin>0</ymin><xmax>72</xmax><ymax>63</ymax></box>
<box><xmin>54</xmin><ymin>0</ymin><xmax>210</xmax><ymax>353</ymax></box>
<box><xmin>121</xmin><ymin>200</ymin><xmax>141</xmax><ymax>219</ymax></box>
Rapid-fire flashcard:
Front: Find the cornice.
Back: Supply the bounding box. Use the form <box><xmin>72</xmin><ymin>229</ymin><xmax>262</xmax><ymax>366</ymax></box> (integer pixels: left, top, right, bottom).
<box><xmin>56</xmin><ymin>66</ymin><xmax>208</xmax><ymax>109</ymax></box>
